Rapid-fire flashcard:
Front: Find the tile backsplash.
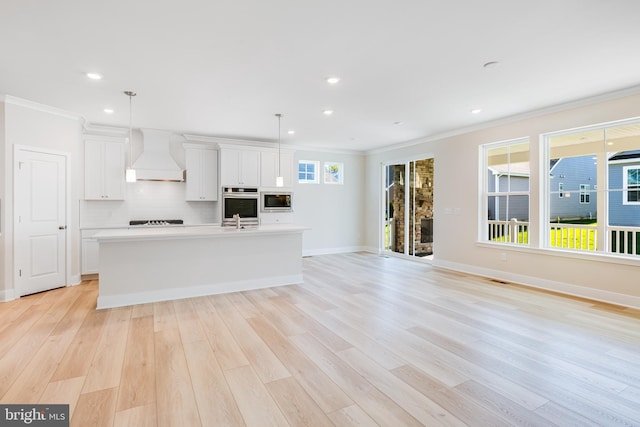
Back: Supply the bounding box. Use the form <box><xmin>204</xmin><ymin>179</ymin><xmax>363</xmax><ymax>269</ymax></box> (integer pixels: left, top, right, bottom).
<box><xmin>80</xmin><ymin>181</ymin><xmax>218</xmax><ymax>227</ymax></box>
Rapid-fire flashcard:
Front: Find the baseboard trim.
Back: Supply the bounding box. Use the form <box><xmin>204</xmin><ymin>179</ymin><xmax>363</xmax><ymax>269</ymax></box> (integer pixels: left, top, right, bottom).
<box><xmin>0</xmin><ymin>288</ymin><xmax>16</xmax><ymax>303</ymax></box>
<box><xmin>432</xmin><ymin>259</ymin><xmax>640</xmax><ymax>310</ymax></box>
<box><xmin>97</xmin><ymin>274</ymin><xmax>303</xmax><ymax>309</ymax></box>
<box><xmin>303</xmin><ymin>246</ymin><xmax>368</xmax><ymax>257</ymax></box>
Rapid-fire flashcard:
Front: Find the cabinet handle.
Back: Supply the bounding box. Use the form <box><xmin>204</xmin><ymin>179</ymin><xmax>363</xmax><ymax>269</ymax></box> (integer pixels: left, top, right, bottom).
<box><xmin>59</xmin><ymin>226</ymin><xmax>67</xmax><ymax>230</ymax></box>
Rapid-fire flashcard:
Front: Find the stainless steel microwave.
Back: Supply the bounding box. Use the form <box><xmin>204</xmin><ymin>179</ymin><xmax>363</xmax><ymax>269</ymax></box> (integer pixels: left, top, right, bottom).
<box><xmin>261</xmin><ymin>192</ymin><xmax>293</xmax><ymax>212</ymax></box>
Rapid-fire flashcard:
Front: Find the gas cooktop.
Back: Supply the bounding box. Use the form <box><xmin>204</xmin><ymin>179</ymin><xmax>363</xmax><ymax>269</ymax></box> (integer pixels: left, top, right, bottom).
<box><xmin>129</xmin><ymin>219</ymin><xmax>184</xmax><ymax>226</ymax></box>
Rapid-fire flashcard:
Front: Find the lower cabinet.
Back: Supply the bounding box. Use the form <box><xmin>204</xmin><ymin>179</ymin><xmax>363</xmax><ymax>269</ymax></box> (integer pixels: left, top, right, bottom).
<box><xmin>260</xmin><ymin>212</ymin><xmax>293</xmax><ymax>225</ymax></box>
<box><xmin>81</xmin><ymin>228</ymin><xmax>128</xmax><ymax>274</ymax></box>
<box><xmin>81</xmin><ymin>230</ymin><xmax>101</xmax><ymax>274</ymax></box>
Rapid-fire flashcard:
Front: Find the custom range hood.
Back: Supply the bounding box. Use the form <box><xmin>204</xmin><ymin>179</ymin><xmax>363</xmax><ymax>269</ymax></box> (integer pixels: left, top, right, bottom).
<box><xmin>131</xmin><ymin>129</ymin><xmax>184</xmax><ymax>181</ymax></box>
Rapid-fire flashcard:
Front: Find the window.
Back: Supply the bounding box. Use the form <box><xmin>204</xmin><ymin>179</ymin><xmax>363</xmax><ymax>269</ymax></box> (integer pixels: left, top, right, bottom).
<box><xmin>481</xmin><ymin>138</ymin><xmax>530</xmax><ymax>245</ymax></box>
<box><xmin>544</xmin><ymin>118</ymin><xmax>640</xmax><ymax>256</ymax></box>
<box><xmin>580</xmin><ymin>184</ymin><xmax>590</xmax><ymax>204</ymax></box>
<box><xmin>324</xmin><ymin>162</ymin><xmax>344</xmax><ymax>185</ymax></box>
<box><xmin>624</xmin><ymin>166</ymin><xmax>640</xmax><ymax>204</ymax></box>
<box><xmin>298</xmin><ymin>160</ymin><xmax>319</xmax><ymax>184</ymax></box>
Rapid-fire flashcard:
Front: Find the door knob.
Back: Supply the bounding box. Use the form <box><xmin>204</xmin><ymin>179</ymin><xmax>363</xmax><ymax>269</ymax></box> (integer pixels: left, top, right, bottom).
<box><xmin>59</xmin><ymin>226</ymin><xmax>67</xmax><ymax>230</ymax></box>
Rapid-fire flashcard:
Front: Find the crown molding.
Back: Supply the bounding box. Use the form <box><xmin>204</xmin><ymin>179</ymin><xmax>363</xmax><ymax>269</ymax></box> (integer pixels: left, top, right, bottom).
<box><xmin>367</xmin><ymin>84</ymin><xmax>640</xmax><ymax>156</ymax></box>
<box><xmin>2</xmin><ymin>95</ymin><xmax>82</xmax><ymax>121</ymax></box>
<box><xmin>83</xmin><ymin>122</ymin><xmax>129</xmax><ymax>137</ymax></box>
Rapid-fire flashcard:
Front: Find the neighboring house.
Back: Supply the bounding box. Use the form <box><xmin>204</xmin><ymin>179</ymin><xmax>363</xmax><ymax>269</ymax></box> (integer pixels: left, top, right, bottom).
<box><xmin>489</xmin><ymin>151</ymin><xmax>640</xmax><ymax>226</ymax></box>
<box><xmin>549</xmin><ymin>155</ymin><xmax>598</xmax><ymax>221</ymax></box>
<box><xmin>487</xmin><ymin>164</ymin><xmax>530</xmax><ymax>221</ymax></box>
<box><xmin>608</xmin><ymin>150</ymin><xmax>640</xmax><ymax>226</ymax></box>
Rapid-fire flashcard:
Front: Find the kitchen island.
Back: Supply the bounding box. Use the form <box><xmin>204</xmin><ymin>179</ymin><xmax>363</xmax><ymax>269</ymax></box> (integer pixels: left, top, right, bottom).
<box><xmin>94</xmin><ymin>225</ymin><xmax>307</xmax><ymax>309</ymax></box>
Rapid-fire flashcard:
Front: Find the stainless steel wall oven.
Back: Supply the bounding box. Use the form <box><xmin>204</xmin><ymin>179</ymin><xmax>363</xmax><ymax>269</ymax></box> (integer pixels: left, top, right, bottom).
<box><xmin>222</xmin><ymin>187</ymin><xmax>259</xmax><ymax>227</ymax></box>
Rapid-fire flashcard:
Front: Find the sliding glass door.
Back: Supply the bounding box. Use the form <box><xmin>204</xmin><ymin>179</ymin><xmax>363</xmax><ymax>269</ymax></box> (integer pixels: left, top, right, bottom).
<box><xmin>383</xmin><ymin>158</ymin><xmax>434</xmax><ymax>258</ymax></box>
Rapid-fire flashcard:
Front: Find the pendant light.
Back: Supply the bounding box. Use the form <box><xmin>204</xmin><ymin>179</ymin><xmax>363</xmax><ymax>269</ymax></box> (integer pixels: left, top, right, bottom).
<box><xmin>124</xmin><ymin>90</ymin><xmax>137</xmax><ymax>183</ymax></box>
<box><xmin>275</xmin><ymin>113</ymin><xmax>284</xmax><ymax>187</ymax></box>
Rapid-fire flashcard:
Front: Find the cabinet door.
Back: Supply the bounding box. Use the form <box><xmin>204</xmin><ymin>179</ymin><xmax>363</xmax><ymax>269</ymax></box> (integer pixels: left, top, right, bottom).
<box><xmin>186</xmin><ymin>148</ymin><xmax>218</xmax><ymax>201</ymax></box>
<box><xmin>103</xmin><ymin>142</ymin><xmax>125</xmax><ymax>199</ymax></box>
<box><xmin>81</xmin><ymin>238</ymin><xmax>100</xmax><ymax>274</ymax></box>
<box><xmin>220</xmin><ymin>149</ymin><xmax>241</xmax><ymax>186</ymax></box>
<box><xmin>260</xmin><ymin>151</ymin><xmax>278</xmax><ymax>187</ymax></box>
<box><xmin>240</xmin><ymin>150</ymin><xmax>260</xmax><ymax>186</ymax></box>
<box><xmin>201</xmin><ymin>149</ymin><xmax>218</xmax><ymax>200</ymax></box>
<box><xmin>84</xmin><ymin>141</ymin><xmax>104</xmax><ymax>200</ymax></box>
<box><xmin>261</xmin><ymin>150</ymin><xmax>293</xmax><ymax>188</ymax></box>
<box><xmin>185</xmin><ymin>148</ymin><xmax>203</xmax><ymax>200</ymax></box>
<box><xmin>84</xmin><ymin>140</ymin><xmax>125</xmax><ymax>200</ymax></box>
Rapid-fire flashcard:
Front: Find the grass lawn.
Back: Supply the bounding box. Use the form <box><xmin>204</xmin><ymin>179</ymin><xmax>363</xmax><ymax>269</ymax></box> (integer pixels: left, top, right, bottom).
<box><xmin>492</xmin><ymin>221</ymin><xmax>598</xmax><ymax>250</ymax></box>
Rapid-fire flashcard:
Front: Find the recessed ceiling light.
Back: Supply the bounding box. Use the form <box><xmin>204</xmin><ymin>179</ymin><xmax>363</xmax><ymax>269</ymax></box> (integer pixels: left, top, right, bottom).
<box><xmin>323</xmin><ymin>109</ymin><xmax>334</xmax><ymax>115</ymax></box>
<box><xmin>471</xmin><ymin>108</ymin><xmax>482</xmax><ymax>114</ymax></box>
<box><xmin>483</xmin><ymin>61</ymin><xmax>499</xmax><ymax>69</ymax></box>
<box><xmin>86</xmin><ymin>72</ymin><xmax>103</xmax><ymax>80</ymax></box>
<box><xmin>287</xmin><ymin>130</ymin><xmax>295</xmax><ymax>135</ymax></box>
<box><xmin>326</xmin><ymin>77</ymin><xmax>340</xmax><ymax>84</ymax></box>
<box><xmin>103</xmin><ymin>108</ymin><xmax>114</xmax><ymax>114</ymax></box>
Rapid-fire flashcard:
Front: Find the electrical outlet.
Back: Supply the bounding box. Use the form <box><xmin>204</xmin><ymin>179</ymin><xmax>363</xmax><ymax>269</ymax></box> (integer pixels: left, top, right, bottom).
<box><xmin>500</xmin><ymin>252</ymin><xmax>507</xmax><ymax>261</ymax></box>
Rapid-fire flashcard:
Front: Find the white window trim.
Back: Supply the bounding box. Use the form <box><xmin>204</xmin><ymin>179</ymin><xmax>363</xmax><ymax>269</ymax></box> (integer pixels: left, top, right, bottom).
<box><xmin>480</xmin><ymin>137</ymin><xmax>530</xmax><ymax>245</ymax></box>
<box><xmin>623</xmin><ymin>165</ymin><xmax>640</xmax><ymax>205</ymax></box>
<box><xmin>579</xmin><ymin>184</ymin><xmax>590</xmax><ymax>204</ymax></box>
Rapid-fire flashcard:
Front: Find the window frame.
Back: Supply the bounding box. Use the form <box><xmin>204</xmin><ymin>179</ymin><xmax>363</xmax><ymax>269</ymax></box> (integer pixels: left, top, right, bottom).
<box><xmin>542</xmin><ymin>116</ymin><xmax>640</xmax><ymax>257</ymax></box>
<box><xmin>298</xmin><ymin>160</ymin><xmax>320</xmax><ymax>184</ymax></box>
<box><xmin>480</xmin><ymin>137</ymin><xmax>530</xmax><ymax>245</ymax></box>
<box><xmin>623</xmin><ymin>165</ymin><xmax>640</xmax><ymax>205</ymax></box>
<box><xmin>579</xmin><ymin>184</ymin><xmax>590</xmax><ymax>204</ymax></box>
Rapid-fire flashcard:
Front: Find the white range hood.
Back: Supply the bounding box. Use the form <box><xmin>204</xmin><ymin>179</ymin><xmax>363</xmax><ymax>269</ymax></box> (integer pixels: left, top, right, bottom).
<box><xmin>132</xmin><ymin>129</ymin><xmax>184</xmax><ymax>181</ymax></box>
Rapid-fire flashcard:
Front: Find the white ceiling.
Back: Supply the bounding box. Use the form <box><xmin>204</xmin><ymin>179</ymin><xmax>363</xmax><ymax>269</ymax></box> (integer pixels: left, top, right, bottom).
<box><xmin>2</xmin><ymin>0</ymin><xmax>640</xmax><ymax>152</ymax></box>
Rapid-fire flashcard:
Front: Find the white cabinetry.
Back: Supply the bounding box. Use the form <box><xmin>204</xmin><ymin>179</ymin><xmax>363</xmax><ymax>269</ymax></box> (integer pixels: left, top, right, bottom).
<box><xmin>220</xmin><ymin>147</ymin><xmax>260</xmax><ymax>187</ymax></box>
<box><xmin>81</xmin><ymin>229</ymin><xmax>102</xmax><ymax>274</ymax></box>
<box><xmin>185</xmin><ymin>145</ymin><xmax>218</xmax><ymax>201</ymax></box>
<box><xmin>84</xmin><ymin>139</ymin><xmax>125</xmax><ymax>200</ymax></box>
<box><xmin>260</xmin><ymin>149</ymin><xmax>294</xmax><ymax>188</ymax></box>
<box><xmin>260</xmin><ymin>212</ymin><xmax>293</xmax><ymax>225</ymax></box>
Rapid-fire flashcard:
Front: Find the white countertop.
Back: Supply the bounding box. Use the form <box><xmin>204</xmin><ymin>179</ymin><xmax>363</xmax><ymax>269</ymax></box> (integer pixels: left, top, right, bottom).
<box><xmin>94</xmin><ymin>224</ymin><xmax>309</xmax><ymax>242</ymax></box>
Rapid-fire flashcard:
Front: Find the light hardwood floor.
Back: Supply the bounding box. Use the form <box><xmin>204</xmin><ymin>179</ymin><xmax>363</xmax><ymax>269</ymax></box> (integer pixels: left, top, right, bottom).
<box><xmin>1</xmin><ymin>252</ymin><xmax>640</xmax><ymax>426</ymax></box>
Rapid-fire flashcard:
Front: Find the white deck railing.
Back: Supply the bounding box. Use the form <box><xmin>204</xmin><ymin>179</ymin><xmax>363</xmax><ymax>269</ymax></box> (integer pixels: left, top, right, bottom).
<box><xmin>549</xmin><ymin>223</ymin><xmax>597</xmax><ymax>251</ymax></box>
<box><xmin>488</xmin><ymin>220</ymin><xmax>640</xmax><ymax>256</ymax></box>
<box><xmin>488</xmin><ymin>219</ymin><xmax>529</xmax><ymax>244</ymax></box>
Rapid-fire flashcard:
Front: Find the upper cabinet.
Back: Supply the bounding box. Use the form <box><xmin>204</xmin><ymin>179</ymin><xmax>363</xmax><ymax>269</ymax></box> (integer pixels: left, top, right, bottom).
<box><xmin>220</xmin><ymin>147</ymin><xmax>260</xmax><ymax>187</ymax></box>
<box><xmin>84</xmin><ymin>139</ymin><xmax>125</xmax><ymax>200</ymax></box>
<box><xmin>185</xmin><ymin>145</ymin><xmax>218</xmax><ymax>201</ymax></box>
<box><xmin>260</xmin><ymin>149</ymin><xmax>294</xmax><ymax>188</ymax></box>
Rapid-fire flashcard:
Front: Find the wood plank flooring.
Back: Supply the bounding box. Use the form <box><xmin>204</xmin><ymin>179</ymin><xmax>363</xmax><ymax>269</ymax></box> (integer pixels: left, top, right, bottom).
<box><xmin>1</xmin><ymin>252</ymin><xmax>640</xmax><ymax>426</ymax></box>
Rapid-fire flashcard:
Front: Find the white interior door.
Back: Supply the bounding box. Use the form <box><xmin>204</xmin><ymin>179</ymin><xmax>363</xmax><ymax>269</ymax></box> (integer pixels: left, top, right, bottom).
<box><xmin>15</xmin><ymin>148</ymin><xmax>67</xmax><ymax>296</ymax></box>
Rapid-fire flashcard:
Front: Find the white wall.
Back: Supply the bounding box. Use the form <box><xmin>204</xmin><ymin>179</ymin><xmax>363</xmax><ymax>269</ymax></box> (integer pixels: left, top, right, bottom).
<box><xmin>80</xmin><ymin>182</ymin><xmax>218</xmax><ymax>227</ymax></box>
<box><xmin>365</xmin><ymin>91</ymin><xmax>640</xmax><ymax>308</ymax></box>
<box><xmin>1</xmin><ymin>98</ymin><xmax>83</xmax><ymax>298</ymax></box>
<box><xmin>293</xmin><ymin>149</ymin><xmax>366</xmax><ymax>255</ymax></box>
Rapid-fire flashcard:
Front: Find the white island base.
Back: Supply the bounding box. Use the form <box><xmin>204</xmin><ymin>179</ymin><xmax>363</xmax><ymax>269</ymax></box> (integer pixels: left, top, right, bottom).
<box><xmin>95</xmin><ymin>225</ymin><xmax>307</xmax><ymax>309</ymax></box>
